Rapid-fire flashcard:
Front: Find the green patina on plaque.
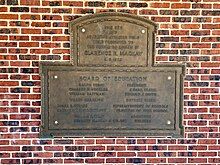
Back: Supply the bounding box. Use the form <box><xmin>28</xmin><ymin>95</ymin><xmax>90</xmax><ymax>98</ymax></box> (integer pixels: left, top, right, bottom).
<box><xmin>40</xmin><ymin>13</ymin><xmax>185</xmax><ymax>138</ymax></box>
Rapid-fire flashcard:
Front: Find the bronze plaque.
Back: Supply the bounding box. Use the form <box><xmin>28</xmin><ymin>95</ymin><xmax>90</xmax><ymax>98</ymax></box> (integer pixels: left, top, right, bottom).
<box><xmin>40</xmin><ymin>13</ymin><xmax>185</xmax><ymax>137</ymax></box>
<box><xmin>69</xmin><ymin>12</ymin><xmax>156</xmax><ymax>67</ymax></box>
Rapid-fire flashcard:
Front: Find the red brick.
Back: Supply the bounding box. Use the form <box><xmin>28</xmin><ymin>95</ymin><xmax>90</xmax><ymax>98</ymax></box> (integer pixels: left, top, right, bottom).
<box><xmin>0</xmin><ymin>7</ymin><xmax>8</xmax><ymax>12</ymax></box>
<box><xmin>10</xmin><ymin>61</ymin><xmax>30</xmax><ymax>67</ymax></box>
<box><xmin>86</xmin><ymin>146</ymin><xmax>105</xmax><ymax>151</ymax></box>
<box><xmin>107</xmin><ymin>146</ymin><xmax>126</xmax><ymax>151</ymax></box>
<box><xmin>52</xmin><ymin>36</ymin><xmax>69</xmax><ymax>41</ymax></box>
<box><xmin>11</xmin><ymin>140</ymin><xmax>31</xmax><ymax>145</ymax></box>
<box><xmin>0</xmin><ymin>14</ymin><xmax>18</xmax><ymax>19</ymax></box>
<box><xmin>168</xmin><ymin>158</ymin><xmax>187</xmax><ymax>163</ymax></box>
<box><xmin>20</xmin><ymin>0</ymin><xmax>40</xmax><ymax>6</ymax></box>
<box><xmin>188</xmin><ymin>158</ymin><xmax>207</xmax><ymax>163</ymax></box>
<box><xmin>0</xmin><ymin>146</ymin><xmax>20</xmax><ymax>151</ymax></box>
<box><xmin>34</xmin><ymin>152</ymin><xmax>53</xmax><ymax>157</ymax></box>
<box><xmin>117</xmin><ymin>152</ymin><xmax>136</xmax><ymax>157</ymax></box>
<box><xmin>0</xmin><ymin>81</ymin><xmax>19</xmax><ymax>86</ymax></box>
<box><xmin>181</xmin><ymin>24</ymin><xmax>200</xmax><ymax>29</ymax></box>
<box><xmin>147</xmin><ymin>158</ymin><xmax>166</xmax><ymax>163</ymax></box>
<box><xmin>21</xmin><ymin>28</ymin><xmax>41</xmax><ymax>34</ymax></box>
<box><xmin>96</xmin><ymin>139</ymin><xmax>115</xmax><ymax>144</ymax></box>
<box><xmin>30</xmin><ymin>49</ymin><xmax>50</xmax><ymax>54</ymax></box>
<box><xmin>19</xmin><ymin>42</ymin><xmax>39</xmax><ymax>47</ymax></box>
<box><xmin>97</xmin><ymin>152</ymin><xmax>116</xmax><ymax>157</ymax></box>
<box><xmin>85</xmin><ymin>158</ymin><xmax>105</xmax><ymax>164</ymax></box>
<box><xmin>150</xmin><ymin>3</ymin><xmax>170</xmax><ymax>8</ymax></box>
<box><xmin>63</xmin><ymin>1</ymin><xmax>83</xmax><ymax>6</ymax></box>
<box><xmin>138</xmin><ymin>152</ymin><xmax>156</xmax><ymax>157</ymax></box>
<box><xmin>0</xmin><ymin>140</ymin><xmax>9</xmax><ymax>145</ymax></box>
<box><xmin>172</xmin><ymin>3</ymin><xmax>190</xmax><ymax>8</ymax></box>
<box><xmin>75</xmin><ymin>139</ymin><xmax>95</xmax><ymax>145</ymax></box>
<box><xmin>106</xmin><ymin>158</ymin><xmax>125</xmax><ymax>163</ymax></box>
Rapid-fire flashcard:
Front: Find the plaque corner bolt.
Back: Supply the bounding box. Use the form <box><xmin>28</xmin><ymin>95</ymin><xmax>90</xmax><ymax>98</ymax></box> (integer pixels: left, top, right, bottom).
<box><xmin>141</xmin><ymin>29</ymin><xmax>146</xmax><ymax>34</ymax></box>
<box><xmin>168</xmin><ymin>76</ymin><xmax>172</xmax><ymax>80</ymax></box>
<box><xmin>167</xmin><ymin>120</ymin><xmax>171</xmax><ymax>125</ymax></box>
<box><xmin>81</xmin><ymin>28</ymin><xmax>86</xmax><ymax>33</ymax></box>
<box><xmin>54</xmin><ymin>120</ymin><xmax>59</xmax><ymax>125</ymax></box>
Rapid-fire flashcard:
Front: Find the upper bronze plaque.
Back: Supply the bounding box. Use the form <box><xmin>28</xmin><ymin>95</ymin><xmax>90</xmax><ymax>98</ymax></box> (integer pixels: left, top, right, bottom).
<box><xmin>40</xmin><ymin>13</ymin><xmax>185</xmax><ymax>138</ymax></box>
<box><xmin>69</xmin><ymin>13</ymin><xmax>156</xmax><ymax>67</ymax></box>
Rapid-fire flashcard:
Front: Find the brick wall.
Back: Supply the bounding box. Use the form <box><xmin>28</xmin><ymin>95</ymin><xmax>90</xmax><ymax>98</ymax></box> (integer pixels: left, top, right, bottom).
<box><xmin>0</xmin><ymin>0</ymin><xmax>220</xmax><ymax>164</ymax></box>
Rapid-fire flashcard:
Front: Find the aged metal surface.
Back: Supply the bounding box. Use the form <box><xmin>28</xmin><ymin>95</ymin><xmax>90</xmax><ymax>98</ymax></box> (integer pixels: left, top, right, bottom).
<box><xmin>69</xmin><ymin>12</ymin><xmax>156</xmax><ymax>67</ymax></box>
<box><xmin>40</xmin><ymin>13</ymin><xmax>185</xmax><ymax>138</ymax></box>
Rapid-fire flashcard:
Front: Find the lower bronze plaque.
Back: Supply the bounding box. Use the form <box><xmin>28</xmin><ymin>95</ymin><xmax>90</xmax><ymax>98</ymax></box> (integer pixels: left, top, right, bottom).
<box><xmin>40</xmin><ymin>63</ymin><xmax>184</xmax><ymax>137</ymax></box>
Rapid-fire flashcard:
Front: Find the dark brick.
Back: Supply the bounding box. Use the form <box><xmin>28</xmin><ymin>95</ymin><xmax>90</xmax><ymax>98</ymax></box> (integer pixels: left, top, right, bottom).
<box><xmin>21</xmin><ymin>81</ymin><xmax>34</xmax><ymax>86</ymax></box>
<box><xmin>0</xmin><ymin>68</ymin><xmax>18</xmax><ymax>73</ymax></box>
<box><xmin>158</xmin><ymin>30</ymin><xmax>169</xmax><ymax>35</ymax></box>
<box><xmin>7</xmin><ymin>0</ymin><xmax>18</xmax><ymax>5</ymax></box>
<box><xmin>188</xmin><ymin>133</ymin><xmax>206</xmax><ymax>138</ymax></box>
<box><xmin>10</xmin><ymin>7</ymin><xmax>29</xmax><ymax>12</ymax></box>
<box><xmin>20</xmin><ymin>107</ymin><xmax>38</xmax><ymax>113</ymax></box>
<box><xmin>161</xmin><ymin>37</ymin><xmax>179</xmax><ymax>42</ymax></box>
<box><xmin>191</xmin><ymin>30</ymin><xmax>210</xmax><ymax>36</ymax></box>
<box><xmin>180</xmin><ymin>10</ymin><xmax>200</xmax><ymax>15</ymax></box>
<box><xmin>127</xmin><ymin>158</ymin><xmax>144</xmax><ymax>163</ymax></box>
<box><xmin>129</xmin><ymin>2</ymin><xmax>148</xmax><ymax>8</ymax></box>
<box><xmin>194</xmin><ymin>17</ymin><xmax>210</xmax><ymax>22</ymax></box>
<box><xmin>190</xmin><ymin>82</ymin><xmax>209</xmax><ymax>87</ymax></box>
<box><xmin>43</xmin><ymin>159</ymin><xmax>62</xmax><ymax>164</ymax></box>
<box><xmin>3</xmin><ymin>121</ymin><xmax>19</xmax><ymax>126</ymax></box>
<box><xmin>180</xmin><ymin>49</ymin><xmax>199</xmax><ymax>54</ymax></box>
<box><xmin>186</xmin><ymin>101</ymin><xmax>197</xmax><ymax>106</ymax></box>
<box><xmin>14</xmin><ymin>152</ymin><xmax>32</xmax><ymax>158</ymax></box>
<box><xmin>210</xmin><ymin>75</ymin><xmax>220</xmax><ymax>81</ymax></box>
<box><xmin>23</xmin><ymin>159</ymin><xmax>42</xmax><ymax>164</ymax></box>
<box><xmin>173</xmin><ymin>17</ymin><xmax>191</xmax><ymax>22</ymax></box>
<box><xmin>158</xmin><ymin>50</ymin><xmax>178</xmax><ymax>54</ymax></box>
<box><xmin>160</xmin><ymin>10</ymin><xmax>179</xmax><ymax>15</ymax></box>
<box><xmin>54</xmin><ymin>152</ymin><xmax>74</xmax><ymax>157</ymax></box>
<box><xmin>11</xmin><ymin>88</ymin><xmax>30</xmax><ymax>93</ymax></box>
<box><xmin>164</xmin><ymin>152</ymin><xmax>173</xmax><ymax>157</ymax></box>
<box><xmin>171</xmin><ymin>43</ymin><xmax>190</xmax><ymax>48</ymax></box>
<box><xmin>19</xmin><ymin>55</ymin><xmax>38</xmax><ymax>60</ymax></box>
<box><xmin>49</xmin><ymin>1</ymin><xmax>61</xmax><ymax>6</ymax></box>
<box><xmin>202</xmin><ymin>10</ymin><xmax>220</xmax><ymax>16</ymax></box>
<box><xmin>22</xmin><ymin>146</ymin><xmax>42</xmax><ymax>151</ymax></box>
<box><xmin>0</xmin><ymin>0</ymin><xmax>5</xmax><ymax>5</ymax></box>
<box><xmin>10</xmin><ymin>127</ymin><xmax>28</xmax><ymax>132</ymax></box>
<box><xmin>20</xmin><ymin>68</ymin><xmax>35</xmax><ymax>73</ymax></box>
<box><xmin>128</xmin><ymin>139</ymin><xmax>136</xmax><ymax>144</ymax></box>
<box><xmin>156</xmin><ymin>43</ymin><xmax>166</xmax><ymax>48</ymax></box>
<box><xmin>63</xmin><ymin>43</ymin><xmax>70</xmax><ymax>48</ymax></box>
<box><xmin>76</xmin><ymin>152</ymin><xmax>95</xmax><ymax>157</ymax></box>
<box><xmin>41</xmin><ymin>55</ymin><xmax>61</xmax><ymax>60</ymax></box>
<box><xmin>65</xmin><ymin>146</ymin><xmax>84</xmax><ymax>151</ymax></box>
<box><xmin>87</xmin><ymin>1</ymin><xmax>105</xmax><ymax>7</ymax></box>
<box><xmin>31</xmin><ymin>127</ymin><xmax>39</xmax><ymax>132</ymax></box>
<box><xmin>54</xmin><ymin>140</ymin><xmax>73</xmax><ymax>145</ymax></box>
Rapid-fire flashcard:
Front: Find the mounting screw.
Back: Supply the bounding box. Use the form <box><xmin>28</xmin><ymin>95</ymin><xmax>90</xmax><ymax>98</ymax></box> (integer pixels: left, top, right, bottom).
<box><xmin>167</xmin><ymin>120</ymin><xmax>171</xmax><ymax>125</ymax></box>
<box><xmin>54</xmin><ymin>121</ymin><xmax>58</xmax><ymax>125</ymax></box>
<box><xmin>81</xmin><ymin>28</ymin><xmax>86</xmax><ymax>33</ymax></box>
<box><xmin>54</xmin><ymin>75</ymin><xmax>58</xmax><ymax>79</ymax></box>
<box><xmin>141</xmin><ymin>29</ymin><xmax>145</xmax><ymax>34</ymax></box>
<box><xmin>168</xmin><ymin>76</ymin><xmax>171</xmax><ymax>80</ymax></box>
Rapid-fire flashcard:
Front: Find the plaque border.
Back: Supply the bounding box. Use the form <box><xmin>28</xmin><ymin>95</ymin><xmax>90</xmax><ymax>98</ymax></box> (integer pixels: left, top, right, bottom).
<box><xmin>40</xmin><ymin>62</ymin><xmax>184</xmax><ymax>138</ymax></box>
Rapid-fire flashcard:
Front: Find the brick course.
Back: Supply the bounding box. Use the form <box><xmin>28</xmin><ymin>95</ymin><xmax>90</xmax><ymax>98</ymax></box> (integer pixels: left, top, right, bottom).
<box><xmin>0</xmin><ymin>0</ymin><xmax>219</xmax><ymax>164</ymax></box>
